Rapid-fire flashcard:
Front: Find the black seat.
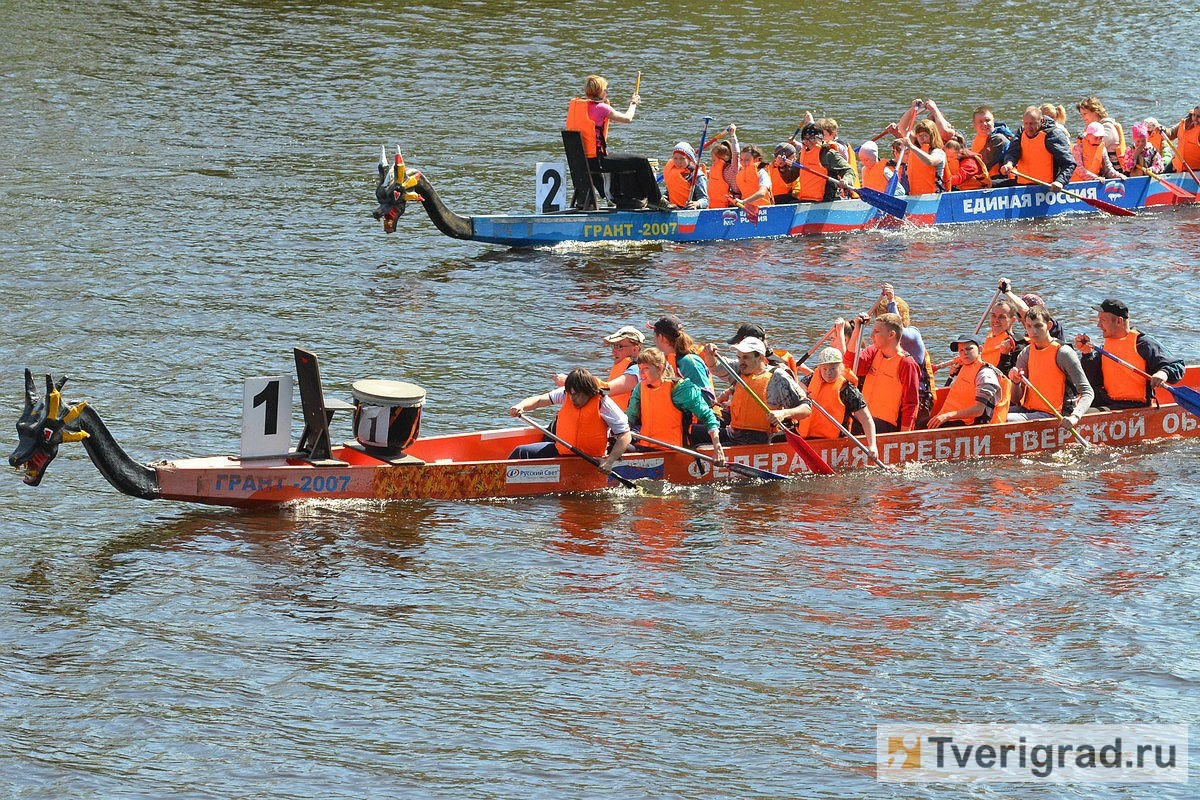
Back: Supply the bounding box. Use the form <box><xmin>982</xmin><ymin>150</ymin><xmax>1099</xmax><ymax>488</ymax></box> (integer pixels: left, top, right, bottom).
<box><xmin>561</xmin><ymin>129</ymin><xmax>600</xmax><ymax>210</ymax></box>
<box><xmin>293</xmin><ymin>348</ymin><xmax>351</xmax><ymax>465</ymax></box>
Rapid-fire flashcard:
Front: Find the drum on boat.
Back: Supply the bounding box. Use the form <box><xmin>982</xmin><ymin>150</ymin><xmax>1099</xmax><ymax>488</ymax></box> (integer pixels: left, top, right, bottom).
<box><xmin>351</xmin><ymin>379</ymin><xmax>425</xmax><ymax>454</ymax></box>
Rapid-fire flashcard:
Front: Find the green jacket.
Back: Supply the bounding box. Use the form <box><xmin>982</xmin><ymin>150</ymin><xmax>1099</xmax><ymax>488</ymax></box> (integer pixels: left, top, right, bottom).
<box><xmin>626</xmin><ymin>378</ymin><xmax>719</xmax><ymax>431</ymax></box>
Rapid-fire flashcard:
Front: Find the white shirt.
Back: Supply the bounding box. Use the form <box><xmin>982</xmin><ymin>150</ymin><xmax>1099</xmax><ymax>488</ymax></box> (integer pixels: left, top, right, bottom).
<box><xmin>548</xmin><ymin>387</ymin><xmax>630</xmax><ymax>434</ymax></box>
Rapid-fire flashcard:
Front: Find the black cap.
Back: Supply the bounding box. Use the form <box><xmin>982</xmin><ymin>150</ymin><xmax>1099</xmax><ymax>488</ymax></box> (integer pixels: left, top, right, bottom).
<box><xmin>800</xmin><ymin>123</ymin><xmax>822</xmax><ymax>140</ymax></box>
<box><xmin>727</xmin><ymin>322</ymin><xmax>766</xmax><ymax>344</ymax></box>
<box><xmin>647</xmin><ymin>314</ymin><xmax>683</xmax><ymax>337</ymax></box>
<box><xmin>774</xmin><ymin>142</ymin><xmax>797</xmax><ymax>158</ymax></box>
<box><xmin>1093</xmin><ymin>299</ymin><xmax>1129</xmax><ymax>319</ymax></box>
<box><xmin>950</xmin><ymin>333</ymin><xmax>982</xmax><ymax>351</ymax></box>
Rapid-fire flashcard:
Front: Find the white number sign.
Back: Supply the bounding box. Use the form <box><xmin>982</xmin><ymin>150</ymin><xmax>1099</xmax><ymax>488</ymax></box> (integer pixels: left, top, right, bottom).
<box><xmin>240</xmin><ymin>375</ymin><xmax>293</xmax><ymax>458</ymax></box>
<box><xmin>535</xmin><ymin>162</ymin><xmax>567</xmax><ymax>214</ymax></box>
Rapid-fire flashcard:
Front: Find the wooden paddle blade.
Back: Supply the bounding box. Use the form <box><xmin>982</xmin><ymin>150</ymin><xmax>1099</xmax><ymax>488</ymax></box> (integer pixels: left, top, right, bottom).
<box><xmin>855</xmin><ymin>186</ymin><xmax>907</xmax><ymax>220</ymax></box>
<box><xmin>1167</xmin><ymin>385</ymin><xmax>1200</xmax><ymax>419</ymax></box>
<box><xmin>781</xmin><ymin>427</ymin><xmax>835</xmax><ymax>475</ymax></box>
<box><xmin>1152</xmin><ymin>174</ymin><xmax>1197</xmax><ymax>200</ymax></box>
<box><xmin>1083</xmin><ymin>195</ymin><xmax>1137</xmax><ymax>217</ymax></box>
<box><xmin>728</xmin><ymin>461</ymin><xmax>789</xmax><ymax>481</ymax></box>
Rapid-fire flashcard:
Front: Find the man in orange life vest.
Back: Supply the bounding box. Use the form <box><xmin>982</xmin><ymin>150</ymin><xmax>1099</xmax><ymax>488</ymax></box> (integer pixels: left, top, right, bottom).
<box><xmin>928</xmin><ymin>334</ymin><xmax>1008</xmax><ymax>428</ymax></box>
<box><xmin>1075</xmin><ymin>298</ymin><xmax>1185</xmax><ymax>410</ymax></box>
<box><xmin>1006</xmin><ymin>306</ymin><xmax>1094</xmax><ymax>426</ymax></box>
<box><xmin>846</xmin><ymin>312</ymin><xmax>922</xmax><ymax>433</ymax></box>
<box><xmin>708</xmin><ymin>337</ymin><xmax>809</xmax><ymax>446</ymax></box>
<box><xmin>553</xmin><ymin>325</ymin><xmax>642</xmax><ymax>411</ymax></box>
<box><xmin>1164</xmin><ymin>104</ymin><xmax>1200</xmax><ymax>173</ymax></box>
<box><xmin>795</xmin><ymin>347</ymin><xmax>878</xmax><ymax>459</ymax></box>
<box><xmin>793</xmin><ymin>123</ymin><xmax>852</xmax><ymax>203</ymax></box>
<box><xmin>998</xmin><ymin>106</ymin><xmax>1075</xmax><ymax>191</ymax></box>
<box><xmin>508</xmin><ymin>368</ymin><xmax>632</xmax><ymax>472</ymax></box>
<box><xmin>969</xmin><ymin>105</ymin><xmax>1013</xmax><ymax>178</ymax></box>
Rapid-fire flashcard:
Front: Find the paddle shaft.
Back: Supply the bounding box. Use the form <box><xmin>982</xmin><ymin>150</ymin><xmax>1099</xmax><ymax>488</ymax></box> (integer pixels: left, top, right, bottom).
<box><xmin>1017</xmin><ymin>377</ymin><xmax>1092</xmax><ymax>448</ymax></box>
<box><xmin>516</xmin><ymin>412</ymin><xmax>638</xmax><ymax>488</ymax></box>
<box><xmin>795</xmin><ymin>326</ymin><xmax>838</xmax><ymax>368</ymax></box>
<box><xmin>634</xmin><ymin>71</ymin><xmax>641</xmax><ymax>97</ymax></box>
<box><xmin>974</xmin><ymin>289</ymin><xmax>1002</xmax><ymax>335</ymax></box>
<box><xmin>1145</xmin><ymin>169</ymin><xmax>1198</xmax><ymax>200</ymax></box>
<box><xmin>1164</xmin><ymin>133</ymin><xmax>1200</xmax><ymax>185</ymax></box>
<box><xmin>1010</xmin><ymin>170</ymin><xmax>1135</xmax><ymax>216</ymax></box>
<box><xmin>631</xmin><ymin>433</ymin><xmax>787</xmax><ymax>481</ymax></box>
<box><xmin>689</xmin><ymin>116</ymin><xmax>713</xmax><ymax>196</ymax></box>
<box><xmin>805</xmin><ymin>396</ymin><xmax>889</xmax><ymax>469</ymax></box>
<box><xmin>712</xmin><ymin>350</ymin><xmax>834</xmax><ymax>474</ymax></box>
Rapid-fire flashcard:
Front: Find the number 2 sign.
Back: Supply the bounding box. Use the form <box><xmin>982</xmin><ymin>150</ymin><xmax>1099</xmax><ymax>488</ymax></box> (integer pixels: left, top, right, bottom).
<box><xmin>240</xmin><ymin>375</ymin><xmax>293</xmax><ymax>458</ymax></box>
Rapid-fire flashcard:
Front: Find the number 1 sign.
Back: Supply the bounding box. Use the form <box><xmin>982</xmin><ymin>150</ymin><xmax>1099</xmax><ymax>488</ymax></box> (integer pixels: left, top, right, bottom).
<box><xmin>240</xmin><ymin>375</ymin><xmax>293</xmax><ymax>458</ymax></box>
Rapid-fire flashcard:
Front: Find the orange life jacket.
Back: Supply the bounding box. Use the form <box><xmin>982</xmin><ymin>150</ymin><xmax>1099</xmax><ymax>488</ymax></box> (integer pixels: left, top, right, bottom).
<box><xmin>736</xmin><ymin>163</ymin><xmax>771</xmax><ymax>205</ymax></box>
<box><xmin>1148</xmin><ymin>128</ymin><xmax>1166</xmax><ymax>157</ymax></box>
<box><xmin>982</xmin><ymin>331</ymin><xmax>1013</xmax><ymax>368</ymax></box>
<box><xmin>1101</xmin><ymin>329</ymin><xmax>1149</xmax><ymax>403</ymax></box>
<box><xmin>554</xmin><ymin>394</ymin><xmax>610</xmax><ymax>457</ymax></box>
<box><xmin>940</xmin><ymin>360</ymin><xmax>1000</xmax><ymax>424</ymax></box>
<box><xmin>905</xmin><ymin>144</ymin><xmax>943</xmax><ymax>195</ymax></box>
<box><xmin>767</xmin><ymin>162</ymin><xmax>794</xmax><ymax>197</ymax></box>
<box><xmin>861</xmin><ymin>160</ymin><xmax>890</xmax><ymax>192</ymax></box>
<box><xmin>1076</xmin><ymin>139</ymin><xmax>1106</xmax><ymax>179</ymax></box>
<box><xmin>708</xmin><ymin>158</ymin><xmax>733</xmax><ymax>208</ymax></box>
<box><xmin>972</xmin><ymin>131</ymin><xmax>1004</xmax><ymax>177</ymax></box>
<box><xmin>862</xmin><ymin>351</ymin><xmax>906</xmax><ymax>427</ymax></box>
<box><xmin>607</xmin><ymin>357</ymin><xmax>635</xmax><ymax>411</ymax></box>
<box><xmin>663</xmin><ymin>160</ymin><xmax>704</xmax><ymax>207</ymax></box>
<box><xmin>944</xmin><ymin>149</ymin><xmax>961</xmax><ymax>187</ymax></box>
<box><xmin>797</xmin><ymin>372</ymin><xmax>847</xmax><ymax>439</ymax></box>
<box><xmin>1175</xmin><ymin>118</ymin><xmax>1200</xmax><ymax>171</ymax></box>
<box><xmin>730</xmin><ymin>371</ymin><xmax>773</xmax><ymax>432</ymax></box>
<box><xmin>638</xmin><ymin>380</ymin><xmax>685</xmax><ymax>446</ymax></box>
<box><xmin>565</xmin><ymin>98</ymin><xmax>609</xmax><ymax>159</ymax></box>
<box><xmin>1016</xmin><ymin>130</ymin><xmax>1055</xmax><ymax>184</ymax></box>
<box><xmin>795</xmin><ymin>145</ymin><xmax>827</xmax><ymax>201</ymax></box>
<box><xmin>1022</xmin><ymin>341</ymin><xmax>1067</xmax><ymax>415</ymax></box>
<box><xmin>773</xmin><ymin>349</ymin><xmax>798</xmax><ymax>375</ymax></box>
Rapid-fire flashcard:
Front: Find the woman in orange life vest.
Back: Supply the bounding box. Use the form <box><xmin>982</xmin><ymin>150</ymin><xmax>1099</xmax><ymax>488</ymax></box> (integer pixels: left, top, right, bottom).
<box><xmin>706</xmin><ymin>125</ymin><xmax>740</xmax><ymax>209</ymax></box>
<box><xmin>899</xmin><ymin>119</ymin><xmax>946</xmax><ymax>195</ymax></box>
<box><xmin>795</xmin><ymin>347</ymin><xmax>878</xmax><ymax>460</ymax></box>
<box><xmin>507</xmin><ymin>368</ymin><xmax>632</xmax><ymax>471</ymax></box>
<box><xmin>1074</xmin><ymin>298</ymin><xmax>1185</xmax><ymax>410</ymax></box>
<box><xmin>1006</xmin><ymin>306</ymin><xmax>1094</xmax><ymax>426</ymax></box>
<box><xmin>943</xmin><ymin>139</ymin><xmax>991</xmax><ymax>190</ymax></box>
<box><xmin>735</xmin><ymin>144</ymin><xmax>773</xmax><ymax>211</ymax></box>
<box><xmin>658</xmin><ymin>142</ymin><xmax>708</xmax><ymax>209</ymax></box>
<box><xmin>625</xmin><ymin>348</ymin><xmax>724</xmax><ymax>463</ymax></box>
<box><xmin>1163</xmin><ymin>104</ymin><xmax>1200</xmax><ymax>172</ymax></box>
<box><xmin>1076</xmin><ymin>95</ymin><xmax>1126</xmax><ymax>161</ymax></box>
<box><xmin>1071</xmin><ymin>122</ymin><xmax>1125</xmax><ymax>182</ymax></box>
<box><xmin>564</xmin><ymin>74</ymin><xmax>666</xmax><ymax>210</ymax></box>
<box><xmin>767</xmin><ymin>142</ymin><xmax>801</xmax><ymax>205</ymax></box>
<box><xmin>1121</xmin><ymin>123</ymin><xmax>1164</xmax><ymax>176</ymax></box>
<box><xmin>857</xmin><ymin>140</ymin><xmax>892</xmax><ymax>192</ymax></box>
<box><xmin>928</xmin><ymin>334</ymin><xmax>1008</xmax><ymax>428</ymax></box>
<box><xmin>999</xmin><ymin>106</ymin><xmax>1076</xmax><ymax>190</ymax></box>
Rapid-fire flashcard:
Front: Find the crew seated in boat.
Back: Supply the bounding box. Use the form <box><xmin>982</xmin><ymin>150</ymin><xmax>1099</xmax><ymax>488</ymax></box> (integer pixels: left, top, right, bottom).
<box><xmin>928</xmin><ymin>334</ymin><xmax>1010</xmax><ymax>428</ymax></box>
<box><xmin>736</xmin><ymin>144</ymin><xmax>773</xmax><ymax>210</ymax></box>
<box><xmin>564</xmin><ymin>74</ymin><xmax>667</xmax><ymax>210</ymax></box>
<box><xmin>1072</xmin><ymin>122</ymin><xmax>1125</xmax><ymax>182</ymax></box>
<box><xmin>646</xmin><ymin>314</ymin><xmax>716</xmax><ymax>404</ymax></box>
<box><xmin>707</xmin><ymin>126</ymin><xmax>740</xmax><ymax>209</ymax></box>
<box><xmin>865</xmin><ymin>285</ymin><xmax>934</xmax><ymax>428</ymax></box>
<box><xmin>707</xmin><ymin>323</ymin><xmax>798</xmax><ymax>378</ymax></box>
<box><xmin>767</xmin><ymin>143</ymin><xmax>801</xmax><ymax>205</ymax></box>
<box><xmin>793</xmin><ymin>124</ymin><xmax>852</xmax><ymax>202</ymax></box>
<box><xmin>857</xmin><ymin>141</ymin><xmax>892</xmax><ymax>192</ymax></box>
<box><xmin>1122</xmin><ymin>123</ymin><xmax>1164</xmax><ymax>176</ymax></box>
<box><xmin>1075</xmin><ymin>299</ymin><xmax>1185</xmax><ymax>410</ymax></box>
<box><xmin>707</xmin><ymin>338</ymin><xmax>809</xmax><ymax>446</ymax></box>
<box><xmin>943</xmin><ymin>139</ymin><xmax>991</xmax><ymax>190</ymax></box>
<box><xmin>625</xmin><ymin>348</ymin><xmax>724</xmax><ymax>464</ymax></box>
<box><xmin>1162</xmin><ymin>105</ymin><xmax>1200</xmax><ymax>172</ymax></box>
<box><xmin>794</xmin><ymin>348</ymin><xmax>879</xmax><ymax>460</ymax></box>
<box><xmin>845</xmin><ymin>313</ymin><xmax>921</xmax><ymax>434</ymax></box>
<box><xmin>508</xmin><ymin>368</ymin><xmax>631</xmax><ymax>472</ymax></box>
<box><xmin>898</xmin><ymin>119</ymin><xmax>947</xmax><ymax>195</ymax></box>
<box><xmin>981</xmin><ymin>289</ymin><xmax>1025</xmax><ymax>375</ymax></box>
<box><xmin>658</xmin><ymin>142</ymin><xmax>708</xmax><ymax>209</ymax></box>
<box><xmin>1006</xmin><ymin>307</ymin><xmax>1094</xmax><ymax>427</ymax></box>
<box><xmin>555</xmin><ymin>325</ymin><xmax>642</xmax><ymax>412</ymax></box>
<box><xmin>997</xmin><ymin>105</ymin><xmax>1076</xmax><ymax>190</ymax></box>
<box><xmin>816</xmin><ymin>117</ymin><xmax>860</xmax><ymax>188</ymax></box>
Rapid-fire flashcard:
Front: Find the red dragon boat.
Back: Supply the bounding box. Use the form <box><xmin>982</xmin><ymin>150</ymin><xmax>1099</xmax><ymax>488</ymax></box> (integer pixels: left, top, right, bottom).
<box><xmin>9</xmin><ymin>349</ymin><xmax>1200</xmax><ymax>509</ymax></box>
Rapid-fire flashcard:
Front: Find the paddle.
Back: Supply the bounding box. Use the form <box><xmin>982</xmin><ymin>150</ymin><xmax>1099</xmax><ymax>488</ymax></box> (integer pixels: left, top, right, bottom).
<box><xmin>689</xmin><ymin>116</ymin><xmax>713</xmax><ymax>198</ymax></box>
<box><xmin>784</xmin><ymin>159</ymin><xmax>907</xmax><ymax>220</ymax></box>
<box><xmin>631</xmin><ymin>432</ymin><xmax>788</xmax><ymax>481</ymax></box>
<box><xmin>711</xmin><ymin>350</ymin><xmax>835</xmax><ymax>475</ymax></box>
<box><xmin>1017</xmin><ymin>377</ymin><xmax>1093</xmax><ymax>448</ymax></box>
<box><xmin>804</xmin><ymin>397</ymin><xmax>890</xmax><ymax>470</ymax></box>
<box><xmin>974</xmin><ymin>288</ymin><xmax>1002</xmax><ymax>335</ymax></box>
<box><xmin>633</xmin><ymin>71</ymin><xmax>641</xmax><ymax>97</ymax></box>
<box><xmin>516</xmin><ymin>412</ymin><xmax>638</xmax><ymax>489</ymax></box>
<box><xmin>1145</xmin><ymin>170</ymin><xmax>1197</xmax><ymax>201</ymax></box>
<box><xmin>1164</xmin><ymin>132</ymin><xmax>1200</xmax><ymax>185</ymax></box>
<box><xmin>794</xmin><ymin>325</ymin><xmax>839</xmax><ymax>369</ymax></box>
<box><xmin>1094</xmin><ymin>346</ymin><xmax>1200</xmax><ymax>419</ymax></box>
<box><xmin>1009</xmin><ymin>169</ymin><xmax>1136</xmax><ymax>217</ymax></box>
<box><xmin>734</xmin><ymin>198</ymin><xmax>760</xmax><ymax>225</ymax></box>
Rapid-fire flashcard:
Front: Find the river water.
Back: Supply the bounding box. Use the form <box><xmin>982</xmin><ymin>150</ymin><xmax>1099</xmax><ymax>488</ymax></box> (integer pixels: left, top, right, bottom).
<box><xmin>2</xmin><ymin>1</ymin><xmax>1199</xmax><ymax>797</ymax></box>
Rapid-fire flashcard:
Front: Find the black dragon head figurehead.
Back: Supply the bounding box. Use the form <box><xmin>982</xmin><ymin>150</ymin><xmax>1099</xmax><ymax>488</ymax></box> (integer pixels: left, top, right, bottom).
<box><xmin>372</xmin><ymin>144</ymin><xmax>423</xmax><ymax>234</ymax></box>
<box><xmin>9</xmin><ymin>370</ymin><xmax>89</xmax><ymax>486</ymax></box>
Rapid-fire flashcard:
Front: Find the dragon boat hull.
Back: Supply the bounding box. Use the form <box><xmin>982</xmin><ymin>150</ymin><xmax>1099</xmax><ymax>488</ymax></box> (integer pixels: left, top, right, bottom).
<box><xmin>157</xmin><ymin>378</ymin><xmax>1200</xmax><ymax>507</ymax></box>
<box><xmin>380</xmin><ymin>166</ymin><xmax>1196</xmax><ymax>247</ymax></box>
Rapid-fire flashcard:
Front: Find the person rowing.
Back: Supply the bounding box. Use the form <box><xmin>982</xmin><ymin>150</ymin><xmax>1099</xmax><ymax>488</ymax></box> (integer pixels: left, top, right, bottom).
<box><xmin>508</xmin><ymin>368</ymin><xmax>632</xmax><ymax>473</ymax></box>
<box><xmin>998</xmin><ymin>105</ymin><xmax>1076</xmax><ymax>191</ymax></box>
<box><xmin>1006</xmin><ymin>306</ymin><xmax>1094</xmax><ymax>427</ymax></box>
<box><xmin>792</xmin><ymin>123</ymin><xmax>852</xmax><ymax>202</ymax></box>
<box><xmin>735</xmin><ymin>144</ymin><xmax>773</xmax><ymax>212</ymax></box>
<box><xmin>706</xmin><ymin>125</ymin><xmax>740</xmax><ymax>209</ymax></box>
<box><xmin>659</xmin><ymin>141</ymin><xmax>708</xmax><ymax>209</ymax></box>
<box><xmin>625</xmin><ymin>348</ymin><xmax>724</xmax><ymax>464</ymax></box>
<box><xmin>982</xmin><ymin>282</ymin><xmax>1025</xmax><ymax>374</ymax></box>
<box><xmin>846</xmin><ymin>313</ymin><xmax>921</xmax><ymax>434</ymax></box>
<box><xmin>1071</xmin><ymin>122</ymin><xmax>1125</xmax><ymax>183</ymax></box>
<box><xmin>706</xmin><ymin>337</ymin><xmax>809</xmax><ymax>446</ymax></box>
<box><xmin>1074</xmin><ymin>299</ymin><xmax>1185</xmax><ymax>410</ymax></box>
<box><xmin>554</xmin><ymin>324</ymin><xmax>642</xmax><ymax>411</ymax></box>
<box><xmin>768</xmin><ymin>142</ymin><xmax>801</xmax><ymax>205</ymax></box>
<box><xmin>928</xmin><ymin>334</ymin><xmax>1010</xmax><ymax>428</ymax></box>
<box><xmin>898</xmin><ymin>119</ymin><xmax>947</xmax><ymax>195</ymax></box>
<box><xmin>795</xmin><ymin>347</ymin><xmax>879</xmax><ymax>460</ymax></box>
<box><xmin>646</xmin><ymin>314</ymin><xmax>716</xmax><ymax>403</ymax></box>
<box><xmin>1163</xmin><ymin>104</ymin><xmax>1200</xmax><ymax>174</ymax></box>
